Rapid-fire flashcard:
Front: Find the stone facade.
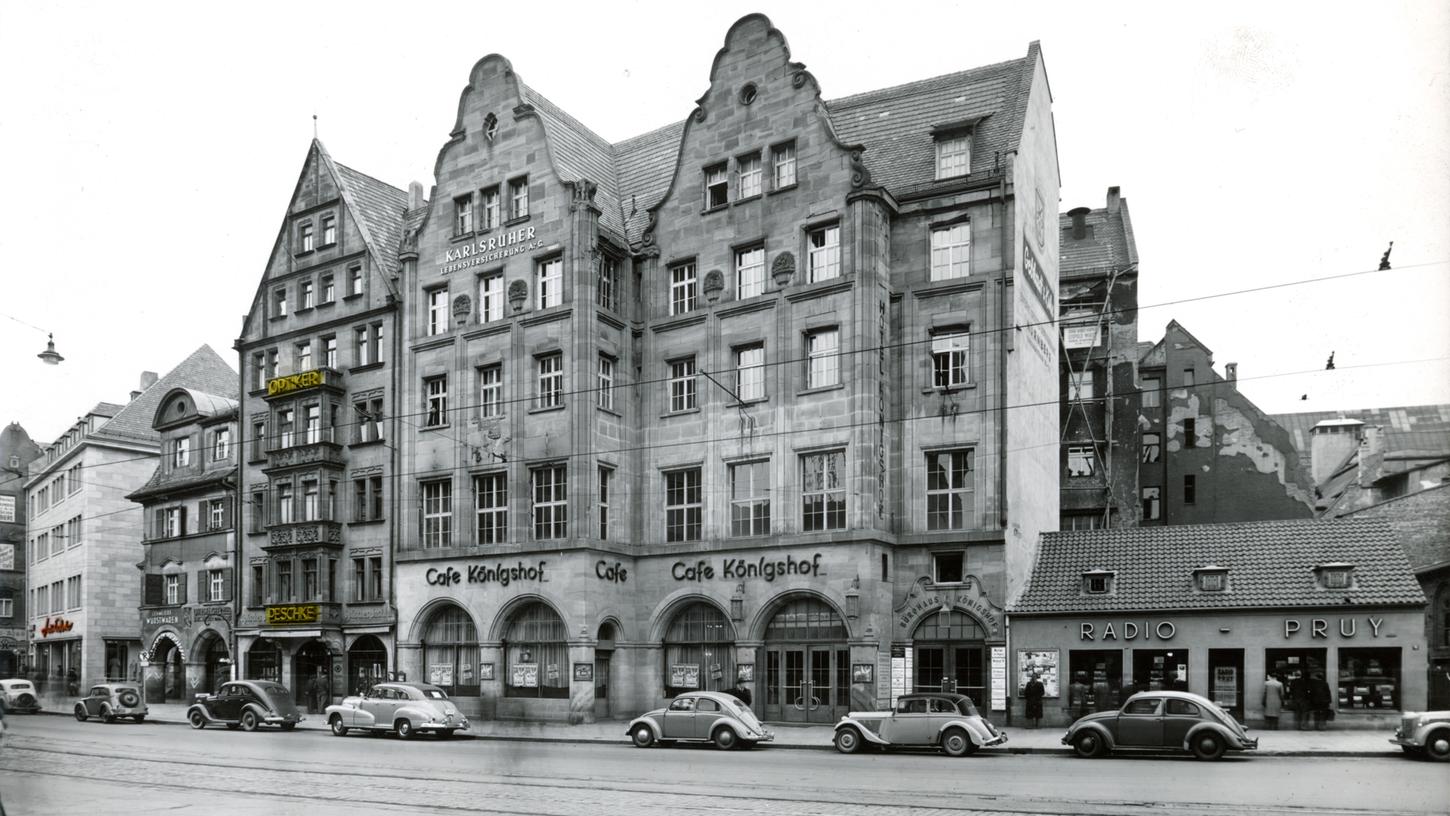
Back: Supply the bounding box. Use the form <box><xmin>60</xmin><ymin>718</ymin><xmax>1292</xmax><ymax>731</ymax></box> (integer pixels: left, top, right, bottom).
<box><xmin>234</xmin><ymin>141</ymin><xmax>403</xmax><ymax>709</ymax></box>
<box><xmin>393</xmin><ymin>15</ymin><xmax>1058</xmax><ymax>723</ymax></box>
<box><xmin>0</xmin><ymin>422</ymin><xmax>43</xmax><ymax>676</ymax></box>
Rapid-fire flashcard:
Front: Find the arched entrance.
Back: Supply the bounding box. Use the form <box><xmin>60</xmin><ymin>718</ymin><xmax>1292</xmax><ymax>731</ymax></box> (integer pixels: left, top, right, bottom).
<box><xmin>912</xmin><ymin>609</ymin><xmax>987</xmax><ymax>706</ymax></box>
<box><xmin>294</xmin><ymin>639</ymin><xmax>333</xmax><ymax>713</ymax></box>
<box><xmin>761</xmin><ymin>598</ymin><xmax>849</xmax><ymax>724</ymax></box>
<box><xmin>503</xmin><ymin>601</ymin><xmax>567</xmax><ymax>699</ymax></box>
<box><xmin>348</xmin><ymin>635</ymin><xmax>389</xmax><ymax>695</ymax></box>
<box><xmin>421</xmin><ymin>605</ymin><xmax>478</xmax><ymax>697</ymax></box>
<box><xmin>197</xmin><ymin>632</ymin><xmax>230</xmax><ymax>694</ymax></box>
<box><xmin>153</xmin><ymin>636</ymin><xmax>185</xmax><ymax>703</ymax></box>
<box><xmin>246</xmin><ymin>639</ymin><xmax>283</xmax><ymax>684</ymax></box>
<box><xmin>662</xmin><ymin>602</ymin><xmax>735</xmax><ymax>697</ymax></box>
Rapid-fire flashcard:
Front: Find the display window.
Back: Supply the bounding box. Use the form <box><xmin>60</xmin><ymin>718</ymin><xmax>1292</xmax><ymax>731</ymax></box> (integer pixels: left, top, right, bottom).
<box><xmin>247</xmin><ymin>640</ymin><xmax>282</xmax><ymax>684</ymax></box>
<box><xmin>1132</xmin><ymin>648</ymin><xmax>1188</xmax><ymax>693</ymax></box>
<box><xmin>422</xmin><ymin>604</ymin><xmax>480</xmax><ymax>697</ymax></box>
<box><xmin>662</xmin><ymin>602</ymin><xmax>735</xmax><ymax>697</ymax></box>
<box><xmin>1069</xmin><ymin>649</ymin><xmax>1123</xmax><ymax>712</ymax></box>
<box><xmin>1265</xmin><ymin>648</ymin><xmax>1326</xmax><ymax>683</ymax></box>
<box><xmin>1337</xmin><ymin>647</ymin><xmax>1400</xmax><ymax>710</ymax></box>
<box><xmin>504</xmin><ymin>602</ymin><xmax>568</xmax><ymax>699</ymax></box>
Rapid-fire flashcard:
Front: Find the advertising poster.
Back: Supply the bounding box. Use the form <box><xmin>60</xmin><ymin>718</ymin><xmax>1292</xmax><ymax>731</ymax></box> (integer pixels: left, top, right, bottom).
<box><xmin>1213</xmin><ymin>666</ymin><xmax>1238</xmax><ymax>708</ymax></box>
<box><xmin>852</xmin><ymin>663</ymin><xmax>874</xmax><ymax>684</ymax></box>
<box><xmin>478</xmin><ymin>662</ymin><xmax>494</xmax><ymax>681</ymax></box>
<box><xmin>990</xmin><ymin>646</ymin><xmax>1008</xmax><ymax>711</ymax></box>
<box><xmin>670</xmin><ymin>664</ymin><xmax>700</xmax><ymax>689</ymax></box>
<box><xmin>1016</xmin><ymin>649</ymin><xmax>1060</xmax><ymax>697</ymax></box>
<box><xmin>428</xmin><ymin>664</ymin><xmax>453</xmax><ymax>687</ymax></box>
<box><xmin>573</xmin><ymin>662</ymin><xmax>593</xmax><ymax>682</ymax></box>
<box><xmin>512</xmin><ymin>663</ymin><xmax>539</xmax><ymax>688</ymax></box>
<box><xmin>736</xmin><ymin>664</ymin><xmax>754</xmax><ymax>683</ymax></box>
<box><xmin>546</xmin><ymin>663</ymin><xmax>560</xmax><ymax>683</ymax></box>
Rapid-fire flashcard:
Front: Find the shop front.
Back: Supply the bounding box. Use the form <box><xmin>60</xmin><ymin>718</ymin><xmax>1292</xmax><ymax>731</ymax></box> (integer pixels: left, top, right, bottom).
<box><xmin>140</xmin><ymin>607</ymin><xmax>235</xmax><ymax>704</ymax></box>
<box><xmin>236</xmin><ymin>601</ymin><xmax>348</xmax><ymax>709</ymax></box>
<box><xmin>891</xmin><ymin>576</ymin><xmax>1008</xmax><ymax>713</ymax></box>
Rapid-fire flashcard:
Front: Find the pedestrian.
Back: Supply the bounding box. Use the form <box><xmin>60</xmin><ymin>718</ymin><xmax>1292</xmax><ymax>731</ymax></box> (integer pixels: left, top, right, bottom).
<box><xmin>305</xmin><ymin>673</ymin><xmax>321</xmax><ymax>714</ymax></box>
<box><xmin>1068</xmin><ymin>671</ymin><xmax>1090</xmax><ymax>721</ymax></box>
<box><xmin>1092</xmin><ymin>673</ymin><xmax>1113</xmax><ymax>712</ymax></box>
<box><xmin>1262</xmin><ymin>674</ymin><xmax>1285</xmax><ymax>730</ymax></box>
<box><xmin>310</xmin><ymin>670</ymin><xmax>328</xmax><ymax>714</ymax></box>
<box><xmin>1308</xmin><ymin>671</ymin><xmax>1333</xmax><ymax>730</ymax></box>
<box><xmin>66</xmin><ymin>668</ymin><xmax>79</xmax><ymax>697</ymax></box>
<box><xmin>1024</xmin><ymin>672</ymin><xmax>1045</xmax><ymax>728</ymax></box>
<box><xmin>1287</xmin><ymin>670</ymin><xmax>1310</xmax><ymax>730</ymax></box>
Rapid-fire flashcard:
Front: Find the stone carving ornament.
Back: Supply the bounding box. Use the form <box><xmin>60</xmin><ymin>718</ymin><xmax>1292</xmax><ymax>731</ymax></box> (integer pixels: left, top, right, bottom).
<box><xmin>771</xmin><ymin>252</ymin><xmax>795</xmax><ymax>287</ymax></box>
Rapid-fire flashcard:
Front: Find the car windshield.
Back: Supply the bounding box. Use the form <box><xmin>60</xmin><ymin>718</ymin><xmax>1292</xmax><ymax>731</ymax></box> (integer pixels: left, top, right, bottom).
<box><xmin>421</xmin><ymin>689</ymin><xmax>448</xmax><ymax>700</ymax></box>
<box><xmin>956</xmin><ymin>698</ymin><xmax>979</xmax><ymax>717</ymax></box>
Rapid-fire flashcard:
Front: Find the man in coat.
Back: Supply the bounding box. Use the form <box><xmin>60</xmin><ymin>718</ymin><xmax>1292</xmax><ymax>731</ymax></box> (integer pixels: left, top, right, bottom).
<box><xmin>1023</xmin><ymin>672</ymin><xmax>1045</xmax><ymax>728</ymax></box>
<box><xmin>1068</xmin><ymin>672</ymin><xmax>1090</xmax><ymax>721</ymax></box>
<box><xmin>1287</xmin><ymin>670</ymin><xmax>1310</xmax><ymax>730</ymax></box>
<box><xmin>1262</xmin><ymin>674</ymin><xmax>1285</xmax><ymax>729</ymax></box>
<box><xmin>1308</xmin><ymin>671</ymin><xmax>1333</xmax><ymax>730</ymax></box>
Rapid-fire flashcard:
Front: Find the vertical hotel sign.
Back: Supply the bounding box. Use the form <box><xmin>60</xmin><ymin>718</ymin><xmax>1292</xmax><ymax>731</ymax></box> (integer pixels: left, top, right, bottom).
<box><xmin>1018</xmin><ymin>236</ymin><xmax>1055</xmax><ymax>364</ymax></box>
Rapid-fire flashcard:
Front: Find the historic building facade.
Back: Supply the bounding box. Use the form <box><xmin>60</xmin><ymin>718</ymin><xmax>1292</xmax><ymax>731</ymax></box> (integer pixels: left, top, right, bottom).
<box><xmin>392</xmin><ymin>14</ymin><xmax>1059</xmax><ymax>723</ymax></box>
<box><xmin>130</xmin><ymin>387</ymin><xmax>239</xmax><ymax>703</ymax></box>
<box><xmin>234</xmin><ymin>143</ymin><xmax>407</xmax><ymax>708</ymax></box>
<box><xmin>1</xmin><ymin>422</ymin><xmax>43</xmax><ymax>676</ymax></box>
<box><xmin>25</xmin><ymin>347</ymin><xmax>235</xmax><ymax>694</ymax></box>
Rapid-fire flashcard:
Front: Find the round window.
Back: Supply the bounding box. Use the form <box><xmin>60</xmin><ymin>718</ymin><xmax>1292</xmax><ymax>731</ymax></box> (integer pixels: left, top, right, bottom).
<box><xmin>739</xmin><ymin>83</ymin><xmax>758</xmax><ymax>106</ymax></box>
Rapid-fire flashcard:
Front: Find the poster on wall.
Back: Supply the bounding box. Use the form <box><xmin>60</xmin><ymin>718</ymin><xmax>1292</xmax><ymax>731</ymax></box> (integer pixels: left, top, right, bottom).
<box><xmin>512</xmin><ymin>663</ymin><xmax>539</xmax><ymax>688</ymax></box>
<box><xmin>736</xmin><ymin>664</ymin><xmax>754</xmax><ymax>683</ymax></box>
<box><xmin>852</xmin><ymin>663</ymin><xmax>874</xmax><ymax>684</ymax></box>
<box><xmin>429</xmin><ymin>664</ymin><xmax>454</xmax><ymax>687</ymax></box>
<box><xmin>573</xmin><ymin>663</ymin><xmax>593</xmax><ymax>682</ymax></box>
<box><xmin>479</xmin><ymin>663</ymin><xmax>494</xmax><ymax>681</ymax></box>
<box><xmin>889</xmin><ymin>645</ymin><xmax>907</xmax><ymax>706</ymax></box>
<box><xmin>0</xmin><ymin>542</ymin><xmax>13</xmax><ymax>570</ymax></box>
<box><xmin>1016</xmin><ymin>649</ymin><xmax>1061</xmax><ymax>697</ymax></box>
<box><xmin>670</xmin><ymin>664</ymin><xmax>700</xmax><ymax>689</ymax></box>
<box><xmin>1213</xmin><ymin>666</ymin><xmax>1238</xmax><ymax>708</ymax></box>
<box><xmin>990</xmin><ymin>646</ymin><xmax>1007</xmax><ymax>711</ymax></box>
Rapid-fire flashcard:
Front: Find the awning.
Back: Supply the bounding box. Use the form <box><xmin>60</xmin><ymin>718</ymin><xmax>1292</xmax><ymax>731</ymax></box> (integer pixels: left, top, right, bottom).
<box><xmin>342</xmin><ymin>626</ymin><xmax>393</xmax><ymax>634</ymax></box>
<box><xmin>238</xmin><ymin>629</ymin><xmax>324</xmax><ymax>639</ymax></box>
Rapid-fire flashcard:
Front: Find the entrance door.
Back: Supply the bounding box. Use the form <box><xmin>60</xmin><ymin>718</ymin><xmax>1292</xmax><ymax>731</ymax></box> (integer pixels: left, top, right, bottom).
<box><xmin>1208</xmin><ymin>649</ymin><xmax>1244</xmax><ymax>721</ymax></box>
<box><xmin>760</xmin><ymin>598</ymin><xmax>849</xmax><ymax>723</ymax></box>
<box><xmin>953</xmin><ymin>647</ymin><xmax>986</xmax><ymax>707</ymax></box>
<box><xmin>782</xmin><ymin>648</ymin><xmax>806</xmax><ymax>723</ymax></box>
<box><xmin>295</xmin><ymin>640</ymin><xmax>332</xmax><ymax>712</ymax></box>
<box><xmin>593</xmin><ymin>652</ymin><xmax>611</xmax><ymax>719</ymax></box>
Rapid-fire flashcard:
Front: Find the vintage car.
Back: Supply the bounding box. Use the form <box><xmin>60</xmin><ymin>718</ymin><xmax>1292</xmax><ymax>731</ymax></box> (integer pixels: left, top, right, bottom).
<box><xmin>0</xmin><ymin>679</ymin><xmax>42</xmax><ymax>714</ymax></box>
<box><xmin>73</xmin><ymin>683</ymin><xmax>148</xmax><ymax>723</ymax></box>
<box><xmin>627</xmin><ymin>690</ymin><xmax>774</xmax><ymax>750</ymax></box>
<box><xmin>1390</xmin><ymin>710</ymin><xmax>1450</xmax><ymax>761</ymax></box>
<box><xmin>833</xmin><ymin>693</ymin><xmax>1007</xmax><ymax>756</ymax></box>
<box><xmin>1063</xmin><ymin>690</ymin><xmax>1257</xmax><ymax>760</ymax></box>
<box><xmin>325</xmin><ymin>682</ymin><xmax>469</xmax><ymax>739</ymax></box>
<box><xmin>187</xmin><ymin>680</ymin><xmax>303</xmax><ymax>732</ymax></box>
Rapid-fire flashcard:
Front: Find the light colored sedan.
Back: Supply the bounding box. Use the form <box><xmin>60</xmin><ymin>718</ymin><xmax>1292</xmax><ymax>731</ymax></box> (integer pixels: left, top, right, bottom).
<box><xmin>834</xmin><ymin>693</ymin><xmax>1006</xmax><ymax>756</ymax></box>
<box><xmin>0</xmin><ymin>679</ymin><xmax>42</xmax><ymax>714</ymax></box>
<box><xmin>325</xmin><ymin>682</ymin><xmax>468</xmax><ymax>740</ymax></box>
<box><xmin>627</xmin><ymin>690</ymin><xmax>773</xmax><ymax>750</ymax></box>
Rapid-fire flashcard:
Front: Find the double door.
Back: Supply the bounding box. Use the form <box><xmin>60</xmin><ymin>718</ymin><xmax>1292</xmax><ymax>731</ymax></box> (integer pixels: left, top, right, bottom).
<box><xmin>764</xmin><ymin>646</ymin><xmax>848</xmax><ymax>723</ymax></box>
<box><xmin>914</xmin><ymin>644</ymin><xmax>985</xmax><ymax>707</ymax></box>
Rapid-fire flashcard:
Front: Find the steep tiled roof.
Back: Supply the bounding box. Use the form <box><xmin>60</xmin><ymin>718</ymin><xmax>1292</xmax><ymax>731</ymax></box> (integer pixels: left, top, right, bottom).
<box><xmin>1011</xmin><ymin>517</ymin><xmax>1426</xmax><ymax>614</ymax></box>
<box><xmin>1342</xmin><ymin>483</ymin><xmax>1450</xmax><ymax>574</ymax></box>
<box><xmin>90</xmin><ymin>402</ymin><xmax>124</xmax><ymax>418</ymax></box>
<box><xmin>91</xmin><ymin>346</ymin><xmax>237</xmax><ymax>446</ymax></box>
<box><xmin>825</xmin><ymin>54</ymin><xmax>1030</xmax><ymax>197</ymax></box>
<box><xmin>333</xmin><ymin>160</ymin><xmax>409</xmax><ymax>278</ymax></box>
<box><xmin>519</xmin><ymin>83</ymin><xmax>627</xmax><ymax>244</ymax></box>
<box><xmin>1060</xmin><ymin>204</ymin><xmax>1135</xmax><ymax>278</ymax></box>
<box><xmin>614</xmin><ymin>120</ymin><xmax>686</xmax><ymax>246</ymax></box>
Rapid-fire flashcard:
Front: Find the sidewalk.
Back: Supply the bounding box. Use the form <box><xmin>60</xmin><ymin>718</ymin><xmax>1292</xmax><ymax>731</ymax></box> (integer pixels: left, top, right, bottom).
<box><xmin>29</xmin><ymin>700</ymin><xmax>1399</xmax><ymax>756</ymax></box>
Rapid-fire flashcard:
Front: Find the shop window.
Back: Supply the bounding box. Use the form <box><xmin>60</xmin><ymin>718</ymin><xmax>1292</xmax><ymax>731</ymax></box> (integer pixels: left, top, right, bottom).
<box><xmin>1132</xmin><ymin>648</ymin><xmax>1188</xmax><ymax>693</ymax></box>
<box><xmin>1266</xmin><ymin>648</ymin><xmax>1327</xmax><ymax>685</ymax></box>
<box><xmin>247</xmin><ymin>640</ymin><xmax>282</xmax><ymax>684</ymax></box>
<box><xmin>504</xmin><ymin>602</ymin><xmax>568</xmax><ymax>698</ymax></box>
<box><xmin>422</xmin><ymin>604</ymin><xmax>480</xmax><ymax>698</ymax></box>
<box><xmin>663</xmin><ymin>602</ymin><xmax>735</xmax><ymax>697</ymax></box>
<box><xmin>1081</xmin><ymin>570</ymin><xmax>1114</xmax><ymax>595</ymax></box>
<box><xmin>932</xmin><ymin>551</ymin><xmax>965</xmax><ymax>584</ymax></box>
<box><xmin>1069</xmin><ymin>650</ymin><xmax>1124</xmax><ymax>712</ymax></box>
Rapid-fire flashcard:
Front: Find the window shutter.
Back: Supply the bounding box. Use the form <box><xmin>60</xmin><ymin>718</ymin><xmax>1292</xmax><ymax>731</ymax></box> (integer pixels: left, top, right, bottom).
<box><xmin>198</xmin><ymin>501</ymin><xmax>209</xmax><ymax>532</ymax></box>
<box><xmin>222</xmin><ymin>567</ymin><xmax>234</xmax><ymax>603</ymax></box>
<box><xmin>144</xmin><ymin>573</ymin><xmax>164</xmax><ymax>606</ymax></box>
<box><xmin>197</xmin><ymin>570</ymin><xmax>208</xmax><ymax>603</ymax></box>
<box><xmin>178</xmin><ymin>572</ymin><xmax>188</xmax><ymax>605</ymax></box>
<box><xmin>179</xmin><ymin>506</ymin><xmax>188</xmax><ymax>536</ymax></box>
<box><xmin>221</xmin><ymin>498</ymin><xmax>233</xmax><ymax>530</ymax></box>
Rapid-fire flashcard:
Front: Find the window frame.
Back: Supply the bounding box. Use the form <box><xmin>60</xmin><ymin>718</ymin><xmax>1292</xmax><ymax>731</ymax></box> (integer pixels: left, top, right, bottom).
<box><xmin>925</xmin><ymin>449</ymin><xmax>974</xmax><ymax>531</ymax></box>
<box><xmin>772</xmin><ymin>141</ymin><xmax>797</xmax><ymax>189</ymax></box>
<box><xmin>668</xmin><ymin>357</ymin><xmax>698</xmax><ymax>413</ymax></box>
<box><xmin>536</xmin><ymin>257</ymin><xmax>563</xmax><ymax>310</ymax></box>
<box><xmin>535</xmin><ymin>353</ymin><xmax>563</xmax><ymax>410</ymax></box>
<box><xmin>479</xmin><ymin>271</ymin><xmax>505</xmax><ymax>323</ymax></box>
<box><xmin>421</xmin><ymin>479</ymin><xmax>453</xmax><ymax>549</ymax></box>
<box><xmin>669</xmin><ymin>262</ymin><xmax>698</xmax><ymax>316</ymax></box>
<box><xmin>426</xmin><ymin>286</ymin><xmax>449</xmax><ymax>336</ymax></box>
<box><xmin>737</xmin><ymin>152</ymin><xmax>763</xmax><ymax>199</ymax></box>
<box><xmin>734</xmin><ymin>344</ymin><xmax>765</xmax><ymax>403</ymax></box>
<box><xmin>807</xmin><ymin>223</ymin><xmax>841</xmax><ymax>283</ymax></box>
<box><xmin>479</xmin><ymin>364</ymin><xmax>504</xmax><ymax>418</ymax></box>
<box><xmin>931</xmin><ymin>329</ymin><xmax>970</xmax><ymax>389</ymax></box>
<box><xmin>934</xmin><ymin>133</ymin><xmax>971</xmax><ymax>180</ymax></box>
<box><xmin>509</xmin><ymin>175</ymin><xmax>530</xmax><ymax>220</ymax></box>
<box><xmin>473</xmin><ymin>471</ymin><xmax>508</xmax><ymax>546</ymax></box>
<box><xmin>704</xmin><ymin>163</ymin><xmax>728</xmax><ymax>210</ymax></box>
<box><xmin>453</xmin><ymin>194</ymin><xmax>474</xmax><ymax>237</ymax></box>
<box><xmin>805</xmin><ymin>328</ymin><xmax>840</xmax><ymax>389</ymax></box>
<box><xmin>729</xmin><ymin>459</ymin><xmax>771</xmax><ymax>537</ymax></box>
<box><xmin>596</xmin><ymin>354</ymin><xmax>615</xmax><ymax>411</ymax></box>
<box><xmin>736</xmin><ymin>244</ymin><xmax>766</xmax><ymax>299</ymax></box>
<box><xmin>531</xmin><ymin>464</ymin><xmax>568</xmax><ymax>540</ymax></box>
<box><xmin>664</xmin><ymin>468</ymin><xmax>703</xmax><ymax>543</ymax></box>
<box><xmin>800</xmin><ymin>450</ymin><xmax>846</xmax><ymax>532</ymax></box>
<box><xmin>1067</xmin><ymin>445</ymin><xmax>1097</xmax><ymax>478</ymax></box>
<box><xmin>424</xmin><ymin>375</ymin><xmax>449</xmax><ymax>428</ymax></box>
<box><xmin>930</xmin><ymin>222</ymin><xmax>971</xmax><ymax>280</ymax></box>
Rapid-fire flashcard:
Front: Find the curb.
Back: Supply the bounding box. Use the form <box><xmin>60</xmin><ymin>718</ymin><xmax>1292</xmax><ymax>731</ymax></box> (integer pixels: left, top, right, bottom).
<box><xmin>26</xmin><ymin>710</ymin><xmax>1398</xmax><ymax>756</ymax></box>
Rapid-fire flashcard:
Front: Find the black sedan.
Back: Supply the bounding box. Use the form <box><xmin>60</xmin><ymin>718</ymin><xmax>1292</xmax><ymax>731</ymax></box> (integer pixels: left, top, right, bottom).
<box><xmin>188</xmin><ymin>680</ymin><xmax>303</xmax><ymax>731</ymax></box>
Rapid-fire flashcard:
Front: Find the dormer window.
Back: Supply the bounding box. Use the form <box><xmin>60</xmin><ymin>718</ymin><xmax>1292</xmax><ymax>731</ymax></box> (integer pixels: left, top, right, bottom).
<box><xmin>1195</xmin><ymin>565</ymin><xmax>1229</xmax><ymax>592</ymax></box>
<box><xmin>935</xmin><ymin>133</ymin><xmax>971</xmax><ymax>180</ymax></box>
<box><xmin>1315</xmin><ymin>563</ymin><xmax>1355</xmax><ymax>590</ymax></box>
<box><xmin>1082</xmin><ymin>569</ymin><xmax>1115</xmax><ymax>595</ymax></box>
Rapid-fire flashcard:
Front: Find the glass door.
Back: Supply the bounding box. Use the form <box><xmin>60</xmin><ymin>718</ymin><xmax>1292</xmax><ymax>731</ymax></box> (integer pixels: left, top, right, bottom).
<box><xmin>914</xmin><ymin>646</ymin><xmax>946</xmax><ymax>692</ymax></box>
<box><xmin>954</xmin><ymin>647</ymin><xmax>985</xmax><ymax>707</ymax></box>
<box><xmin>806</xmin><ymin>647</ymin><xmax>833</xmax><ymax>723</ymax></box>
<box><xmin>783</xmin><ymin>648</ymin><xmax>806</xmax><ymax>723</ymax></box>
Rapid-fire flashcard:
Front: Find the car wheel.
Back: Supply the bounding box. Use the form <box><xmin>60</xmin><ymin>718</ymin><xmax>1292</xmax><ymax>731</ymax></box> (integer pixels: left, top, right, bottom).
<box><xmin>834</xmin><ymin>727</ymin><xmax>862</xmax><ymax>754</ymax></box>
<box><xmin>1191</xmin><ymin>732</ymin><xmax>1225</xmax><ymax>761</ymax></box>
<box><xmin>1073</xmin><ymin>731</ymin><xmax>1106</xmax><ymax>758</ymax></box>
<box><xmin>630</xmin><ymin>723</ymin><xmax>656</xmax><ymax>748</ymax></box>
<box><xmin>396</xmin><ymin>719</ymin><xmax>415</xmax><ymax>740</ymax></box>
<box><xmin>73</xmin><ymin>704</ymin><xmax>88</xmax><ymax>722</ymax></box>
<box><xmin>713</xmin><ymin>726</ymin><xmax>738</xmax><ymax>751</ymax></box>
<box><xmin>329</xmin><ymin>715</ymin><xmax>348</xmax><ymax>737</ymax></box>
<box><xmin>1425</xmin><ymin>729</ymin><xmax>1450</xmax><ymax>762</ymax></box>
<box><xmin>240</xmin><ymin>710</ymin><xmax>259</xmax><ymax>732</ymax></box>
<box><xmin>189</xmin><ymin>710</ymin><xmax>207</xmax><ymax>729</ymax></box>
<box><xmin>101</xmin><ymin>706</ymin><xmax>116</xmax><ymax>724</ymax></box>
<box><xmin>941</xmin><ymin>727</ymin><xmax>977</xmax><ymax>757</ymax></box>
<box><xmin>280</xmin><ymin>722</ymin><xmax>296</xmax><ymax>732</ymax></box>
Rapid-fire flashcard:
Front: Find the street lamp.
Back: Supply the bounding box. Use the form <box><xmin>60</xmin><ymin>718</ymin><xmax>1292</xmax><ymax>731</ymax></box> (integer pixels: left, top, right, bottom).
<box><xmin>37</xmin><ymin>333</ymin><xmax>64</xmax><ymax>365</ymax></box>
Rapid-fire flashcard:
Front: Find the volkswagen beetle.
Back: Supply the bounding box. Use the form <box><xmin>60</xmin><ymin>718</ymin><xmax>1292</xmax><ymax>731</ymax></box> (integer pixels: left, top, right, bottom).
<box><xmin>833</xmin><ymin>693</ymin><xmax>1007</xmax><ymax>756</ymax></box>
<box><xmin>0</xmin><ymin>679</ymin><xmax>42</xmax><ymax>714</ymax></box>
<box><xmin>1390</xmin><ymin>710</ymin><xmax>1450</xmax><ymax>761</ymax></box>
<box><xmin>188</xmin><ymin>680</ymin><xmax>302</xmax><ymax>731</ymax></box>
<box><xmin>73</xmin><ymin>683</ymin><xmax>148</xmax><ymax>723</ymax></box>
<box><xmin>627</xmin><ymin>690</ymin><xmax>774</xmax><ymax>750</ymax></box>
<box><xmin>326</xmin><ymin>682</ymin><xmax>468</xmax><ymax>739</ymax></box>
<box><xmin>1062</xmin><ymin>690</ymin><xmax>1257</xmax><ymax>760</ymax></box>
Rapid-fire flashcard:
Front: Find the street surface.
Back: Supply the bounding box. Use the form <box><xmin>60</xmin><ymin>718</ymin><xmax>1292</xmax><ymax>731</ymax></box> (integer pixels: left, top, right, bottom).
<box><xmin>1</xmin><ymin>716</ymin><xmax>1444</xmax><ymax>816</ymax></box>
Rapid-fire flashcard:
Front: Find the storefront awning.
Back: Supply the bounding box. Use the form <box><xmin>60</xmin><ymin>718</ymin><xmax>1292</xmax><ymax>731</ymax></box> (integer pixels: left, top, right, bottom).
<box><xmin>238</xmin><ymin>629</ymin><xmax>324</xmax><ymax>639</ymax></box>
<box><xmin>342</xmin><ymin>626</ymin><xmax>392</xmax><ymax>634</ymax></box>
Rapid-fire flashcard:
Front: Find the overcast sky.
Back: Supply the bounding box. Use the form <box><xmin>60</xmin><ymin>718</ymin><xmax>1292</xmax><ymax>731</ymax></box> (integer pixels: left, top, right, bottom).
<box><xmin>2</xmin><ymin>0</ymin><xmax>1447</xmax><ymax>447</ymax></box>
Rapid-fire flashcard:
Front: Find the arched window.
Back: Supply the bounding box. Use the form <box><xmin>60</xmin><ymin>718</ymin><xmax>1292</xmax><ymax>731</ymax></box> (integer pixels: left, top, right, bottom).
<box><xmin>423</xmin><ymin>604</ymin><xmax>479</xmax><ymax>697</ymax></box>
<box><xmin>348</xmin><ymin>634</ymin><xmax>389</xmax><ymax>695</ymax></box>
<box><xmin>763</xmin><ymin>598</ymin><xmax>847</xmax><ymax>641</ymax></box>
<box><xmin>504</xmin><ymin>602</ymin><xmax>567</xmax><ymax>698</ymax></box>
<box><xmin>663</xmin><ymin>602</ymin><xmax>735</xmax><ymax>696</ymax></box>
<box><xmin>912</xmin><ymin>609</ymin><xmax>987</xmax><ymax>642</ymax></box>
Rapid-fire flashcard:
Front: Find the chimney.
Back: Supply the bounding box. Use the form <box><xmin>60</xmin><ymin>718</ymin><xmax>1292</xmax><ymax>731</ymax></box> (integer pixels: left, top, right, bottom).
<box><xmin>1106</xmin><ymin>186</ymin><xmax>1121</xmax><ymax>214</ymax></box>
<box><xmin>1309</xmin><ymin>419</ymin><xmax>1363</xmax><ymax>487</ymax></box>
<box><xmin>408</xmin><ymin>181</ymin><xmax>425</xmax><ymax>210</ymax></box>
<box><xmin>1067</xmin><ymin>207</ymin><xmax>1091</xmax><ymax>240</ymax></box>
<box><xmin>139</xmin><ymin>371</ymin><xmax>158</xmax><ymax>390</ymax></box>
<box><xmin>1357</xmin><ymin>425</ymin><xmax>1387</xmax><ymax>488</ymax></box>
<box><xmin>1225</xmin><ymin>363</ymin><xmax>1237</xmax><ymax>383</ymax></box>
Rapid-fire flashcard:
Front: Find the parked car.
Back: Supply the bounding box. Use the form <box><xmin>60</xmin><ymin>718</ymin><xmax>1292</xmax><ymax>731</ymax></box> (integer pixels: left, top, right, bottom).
<box><xmin>627</xmin><ymin>690</ymin><xmax>774</xmax><ymax>750</ymax></box>
<box><xmin>188</xmin><ymin>680</ymin><xmax>303</xmax><ymax>732</ymax></box>
<box><xmin>73</xmin><ymin>683</ymin><xmax>148</xmax><ymax>723</ymax></box>
<box><xmin>1062</xmin><ymin>690</ymin><xmax>1257</xmax><ymax>760</ymax></box>
<box><xmin>0</xmin><ymin>679</ymin><xmax>42</xmax><ymax>714</ymax></box>
<box><xmin>1390</xmin><ymin>710</ymin><xmax>1450</xmax><ymax>761</ymax></box>
<box><xmin>833</xmin><ymin>692</ymin><xmax>1006</xmax><ymax>756</ymax></box>
<box><xmin>325</xmin><ymin>682</ymin><xmax>468</xmax><ymax>739</ymax></box>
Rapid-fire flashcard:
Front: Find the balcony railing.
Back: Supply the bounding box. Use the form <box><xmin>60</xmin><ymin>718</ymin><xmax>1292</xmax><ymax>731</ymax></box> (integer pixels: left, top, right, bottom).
<box><xmin>264</xmin><ymin>519</ymin><xmax>344</xmax><ymax>550</ymax></box>
<box><xmin>264</xmin><ymin>433</ymin><xmax>345</xmax><ymax>472</ymax></box>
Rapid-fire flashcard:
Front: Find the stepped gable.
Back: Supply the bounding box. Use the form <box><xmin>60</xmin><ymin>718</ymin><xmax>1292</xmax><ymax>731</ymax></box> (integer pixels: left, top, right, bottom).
<box><xmin>1012</xmin><ymin>517</ymin><xmax>1426</xmax><ymax>614</ymax></box>
<box><xmin>91</xmin><ymin>345</ymin><xmax>237</xmax><ymax>445</ymax></box>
